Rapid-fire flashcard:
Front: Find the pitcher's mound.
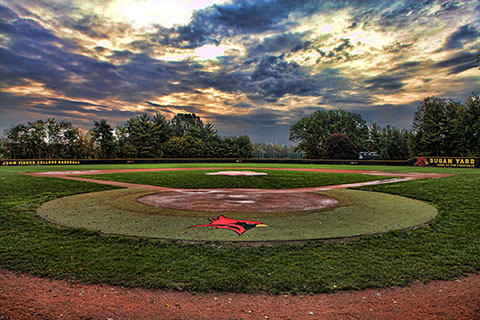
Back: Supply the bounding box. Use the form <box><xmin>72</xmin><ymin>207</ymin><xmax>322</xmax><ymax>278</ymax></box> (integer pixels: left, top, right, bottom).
<box><xmin>137</xmin><ymin>189</ymin><xmax>338</xmax><ymax>213</ymax></box>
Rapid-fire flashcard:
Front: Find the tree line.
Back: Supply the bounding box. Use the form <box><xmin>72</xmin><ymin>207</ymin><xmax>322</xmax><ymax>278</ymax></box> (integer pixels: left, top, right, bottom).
<box><xmin>1</xmin><ymin>93</ymin><xmax>478</xmax><ymax>160</ymax></box>
<box><xmin>408</xmin><ymin>94</ymin><xmax>480</xmax><ymax>157</ymax></box>
<box><xmin>289</xmin><ymin>93</ymin><xmax>479</xmax><ymax>159</ymax></box>
<box><xmin>2</xmin><ymin>113</ymin><xmax>252</xmax><ymax>159</ymax></box>
<box><xmin>289</xmin><ymin>109</ymin><xmax>410</xmax><ymax>159</ymax></box>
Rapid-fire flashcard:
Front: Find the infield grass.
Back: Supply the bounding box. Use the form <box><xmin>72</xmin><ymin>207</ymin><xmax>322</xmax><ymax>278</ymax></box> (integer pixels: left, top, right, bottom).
<box><xmin>36</xmin><ymin>188</ymin><xmax>437</xmax><ymax>241</ymax></box>
<box><xmin>0</xmin><ymin>163</ymin><xmax>479</xmax><ymax>294</ymax></box>
<box><xmin>77</xmin><ymin>169</ymin><xmax>390</xmax><ymax>189</ymax></box>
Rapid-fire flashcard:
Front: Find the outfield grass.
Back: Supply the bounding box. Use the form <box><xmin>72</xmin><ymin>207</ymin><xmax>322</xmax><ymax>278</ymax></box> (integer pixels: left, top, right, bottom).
<box><xmin>78</xmin><ymin>169</ymin><xmax>390</xmax><ymax>189</ymax></box>
<box><xmin>0</xmin><ymin>163</ymin><xmax>479</xmax><ymax>294</ymax></box>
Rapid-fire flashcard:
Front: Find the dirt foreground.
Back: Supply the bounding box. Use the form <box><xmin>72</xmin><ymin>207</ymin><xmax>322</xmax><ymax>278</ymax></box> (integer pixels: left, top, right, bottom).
<box><xmin>1</xmin><ymin>269</ymin><xmax>479</xmax><ymax>320</ymax></box>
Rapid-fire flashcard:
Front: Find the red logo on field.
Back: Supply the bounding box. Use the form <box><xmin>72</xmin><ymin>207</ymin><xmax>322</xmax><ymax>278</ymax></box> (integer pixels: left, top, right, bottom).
<box><xmin>190</xmin><ymin>215</ymin><xmax>268</xmax><ymax>236</ymax></box>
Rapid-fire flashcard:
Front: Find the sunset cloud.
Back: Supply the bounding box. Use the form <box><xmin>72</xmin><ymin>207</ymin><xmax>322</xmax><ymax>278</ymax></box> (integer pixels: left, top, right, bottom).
<box><xmin>0</xmin><ymin>0</ymin><xmax>479</xmax><ymax>143</ymax></box>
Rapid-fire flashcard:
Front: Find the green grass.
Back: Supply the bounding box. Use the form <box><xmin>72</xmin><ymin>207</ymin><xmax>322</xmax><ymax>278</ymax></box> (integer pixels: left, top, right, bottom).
<box><xmin>36</xmin><ymin>188</ymin><xmax>437</xmax><ymax>241</ymax></box>
<box><xmin>0</xmin><ymin>163</ymin><xmax>479</xmax><ymax>294</ymax></box>
<box><xmin>78</xmin><ymin>169</ymin><xmax>390</xmax><ymax>189</ymax></box>
<box><xmin>9</xmin><ymin>161</ymin><xmax>470</xmax><ymax>173</ymax></box>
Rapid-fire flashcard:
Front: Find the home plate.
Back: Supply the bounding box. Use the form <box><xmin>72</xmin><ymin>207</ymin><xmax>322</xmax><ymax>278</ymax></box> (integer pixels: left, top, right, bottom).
<box><xmin>205</xmin><ymin>171</ymin><xmax>268</xmax><ymax>176</ymax></box>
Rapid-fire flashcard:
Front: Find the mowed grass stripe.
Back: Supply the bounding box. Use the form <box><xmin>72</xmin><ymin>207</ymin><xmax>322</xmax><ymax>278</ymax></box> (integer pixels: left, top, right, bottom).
<box><xmin>77</xmin><ymin>169</ymin><xmax>391</xmax><ymax>189</ymax></box>
<box><xmin>0</xmin><ymin>163</ymin><xmax>479</xmax><ymax>294</ymax></box>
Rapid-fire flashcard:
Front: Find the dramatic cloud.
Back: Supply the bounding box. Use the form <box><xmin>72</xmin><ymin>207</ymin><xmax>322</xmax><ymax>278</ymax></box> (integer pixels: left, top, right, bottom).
<box><xmin>0</xmin><ymin>0</ymin><xmax>479</xmax><ymax>143</ymax></box>
<box><xmin>433</xmin><ymin>52</ymin><xmax>479</xmax><ymax>75</ymax></box>
<box><xmin>444</xmin><ymin>24</ymin><xmax>480</xmax><ymax>50</ymax></box>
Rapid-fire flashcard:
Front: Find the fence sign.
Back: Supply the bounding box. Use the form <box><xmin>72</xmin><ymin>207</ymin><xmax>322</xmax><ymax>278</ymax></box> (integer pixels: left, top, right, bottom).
<box><xmin>415</xmin><ymin>157</ymin><xmax>477</xmax><ymax>168</ymax></box>
<box><xmin>0</xmin><ymin>160</ymin><xmax>81</xmax><ymax>166</ymax></box>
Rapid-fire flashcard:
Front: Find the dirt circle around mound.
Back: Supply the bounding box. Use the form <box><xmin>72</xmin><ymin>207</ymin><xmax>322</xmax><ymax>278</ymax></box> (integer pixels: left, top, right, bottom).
<box><xmin>137</xmin><ymin>189</ymin><xmax>339</xmax><ymax>213</ymax></box>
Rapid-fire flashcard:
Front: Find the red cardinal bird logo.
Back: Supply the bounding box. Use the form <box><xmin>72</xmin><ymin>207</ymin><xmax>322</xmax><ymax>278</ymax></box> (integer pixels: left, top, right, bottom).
<box><xmin>415</xmin><ymin>157</ymin><xmax>429</xmax><ymax>167</ymax></box>
<box><xmin>191</xmin><ymin>215</ymin><xmax>268</xmax><ymax>236</ymax></box>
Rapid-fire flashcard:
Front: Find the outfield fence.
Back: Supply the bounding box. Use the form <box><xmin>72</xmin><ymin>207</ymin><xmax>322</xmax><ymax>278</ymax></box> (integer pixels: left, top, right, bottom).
<box><xmin>2</xmin><ymin>157</ymin><xmax>478</xmax><ymax>167</ymax></box>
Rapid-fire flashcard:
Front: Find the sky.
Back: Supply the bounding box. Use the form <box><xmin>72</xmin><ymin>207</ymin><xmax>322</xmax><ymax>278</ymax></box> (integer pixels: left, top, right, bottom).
<box><xmin>0</xmin><ymin>0</ymin><xmax>479</xmax><ymax>144</ymax></box>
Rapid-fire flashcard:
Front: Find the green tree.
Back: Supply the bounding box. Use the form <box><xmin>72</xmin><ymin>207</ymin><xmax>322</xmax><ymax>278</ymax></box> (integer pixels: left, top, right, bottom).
<box><xmin>0</xmin><ymin>138</ymin><xmax>6</xmax><ymax>159</ymax></box>
<box><xmin>90</xmin><ymin>119</ymin><xmax>115</xmax><ymax>158</ymax></box>
<box><xmin>4</xmin><ymin>119</ymin><xmax>93</xmax><ymax>159</ymax></box>
<box><xmin>163</xmin><ymin>135</ymin><xmax>207</xmax><ymax>158</ymax></box>
<box><xmin>407</xmin><ymin>131</ymin><xmax>419</xmax><ymax>157</ymax></box>
<box><xmin>181</xmin><ymin>134</ymin><xmax>208</xmax><ymax>157</ymax></box>
<box><xmin>167</xmin><ymin>113</ymin><xmax>223</xmax><ymax>157</ymax></box>
<box><xmin>323</xmin><ymin>133</ymin><xmax>357</xmax><ymax>159</ymax></box>
<box><xmin>411</xmin><ymin>96</ymin><xmax>474</xmax><ymax>156</ymax></box>
<box><xmin>184</xmin><ymin>126</ymin><xmax>221</xmax><ymax>157</ymax></box>
<box><xmin>45</xmin><ymin>118</ymin><xmax>82</xmax><ymax>158</ymax></box>
<box><xmin>27</xmin><ymin>120</ymin><xmax>47</xmax><ymax>158</ymax></box>
<box><xmin>393</xmin><ymin>128</ymin><xmax>409</xmax><ymax>160</ymax></box>
<box><xmin>327</xmin><ymin>110</ymin><xmax>368</xmax><ymax>150</ymax></box>
<box><xmin>171</xmin><ymin>113</ymin><xmax>207</xmax><ymax>137</ymax></box>
<box><xmin>289</xmin><ymin>111</ymin><xmax>329</xmax><ymax>158</ymax></box>
<box><xmin>289</xmin><ymin>109</ymin><xmax>368</xmax><ymax>158</ymax></box>
<box><xmin>45</xmin><ymin>118</ymin><xmax>61</xmax><ymax>158</ymax></box>
<box><xmin>163</xmin><ymin>137</ymin><xmax>182</xmax><ymax>158</ymax></box>
<box><xmin>366</xmin><ymin>123</ymin><xmax>382</xmax><ymax>152</ymax></box>
<box><xmin>464</xmin><ymin>93</ymin><xmax>480</xmax><ymax>156</ymax></box>
<box><xmin>115</xmin><ymin>125</ymin><xmax>136</xmax><ymax>158</ymax></box>
<box><xmin>82</xmin><ymin>131</ymin><xmax>98</xmax><ymax>159</ymax></box>
<box><xmin>62</xmin><ymin>126</ymin><xmax>85</xmax><ymax>159</ymax></box>
<box><xmin>412</xmin><ymin>97</ymin><xmax>448</xmax><ymax>156</ymax></box>
<box><xmin>125</xmin><ymin>114</ymin><xmax>172</xmax><ymax>158</ymax></box>
<box><xmin>5</xmin><ymin>124</ymin><xmax>29</xmax><ymax>158</ymax></box>
<box><xmin>379</xmin><ymin>126</ymin><xmax>409</xmax><ymax>160</ymax></box>
<box><xmin>220</xmin><ymin>136</ymin><xmax>252</xmax><ymax>158</ymax></box>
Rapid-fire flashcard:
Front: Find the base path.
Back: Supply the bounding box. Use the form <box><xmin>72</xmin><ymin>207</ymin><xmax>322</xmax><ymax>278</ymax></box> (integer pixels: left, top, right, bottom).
<box><xmin>1</xmin><ymin>269</ymin><xmax>478</xmax><ymax>320</ymax></box>
<box><xmin>25</xmin><ymin>167</ymin><xmax>453</xmax><ymax>192</ymax></box>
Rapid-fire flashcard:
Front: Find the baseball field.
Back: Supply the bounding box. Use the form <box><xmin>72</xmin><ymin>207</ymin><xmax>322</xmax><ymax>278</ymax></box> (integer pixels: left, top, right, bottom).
<box><xmin>1</xmin><ymin>162</ymin><xmax>478</xmax><ymax>295</ymax></box>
